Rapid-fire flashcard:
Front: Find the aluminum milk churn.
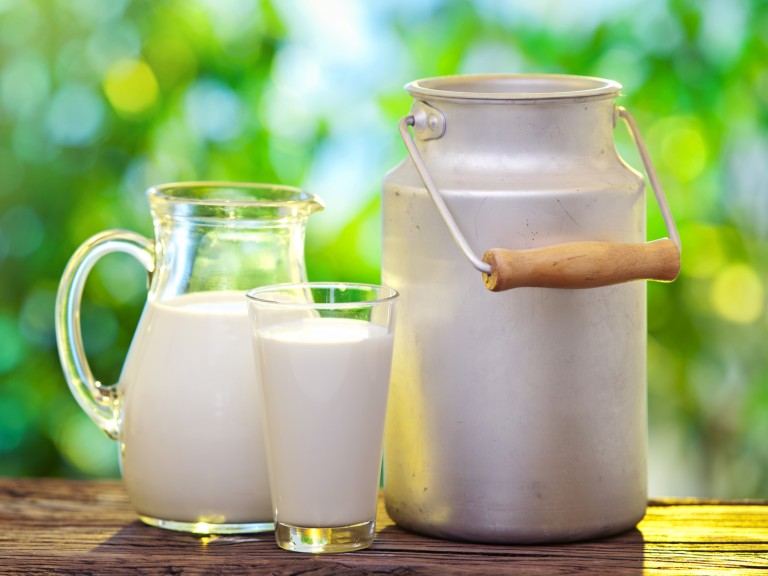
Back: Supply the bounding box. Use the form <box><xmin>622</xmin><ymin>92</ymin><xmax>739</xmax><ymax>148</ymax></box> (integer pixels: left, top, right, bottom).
<box><xmin>381</xmin><ymin>74</ymin><xmax>681</xmax><ymax>543</ymax></box>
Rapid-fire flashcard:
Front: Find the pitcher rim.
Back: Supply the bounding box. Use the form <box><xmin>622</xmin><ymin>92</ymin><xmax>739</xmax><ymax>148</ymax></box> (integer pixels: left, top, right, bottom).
<box><xmin>406</xmin><ymin>73</ymin><xmax>622</xmax><ymax>102</ymax></box>
<box><xmin>147</xmin><ymin>181</ymin><xmax>323</xmax><ymax>208</ymax></box>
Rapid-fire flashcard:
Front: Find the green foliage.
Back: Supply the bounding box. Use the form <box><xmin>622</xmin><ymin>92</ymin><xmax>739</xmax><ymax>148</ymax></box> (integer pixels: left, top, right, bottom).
<box><xmin>1</xmin><ymin>0</ymin><xmax>767</xmax><ymax>497</ymax></box>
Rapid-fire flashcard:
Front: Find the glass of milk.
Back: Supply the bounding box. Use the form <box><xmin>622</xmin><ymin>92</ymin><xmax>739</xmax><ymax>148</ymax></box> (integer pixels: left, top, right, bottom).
<box><xmin>246</xmin><ymin>282</ymin><xmax>399</xmax><ymax>553</ymax></box>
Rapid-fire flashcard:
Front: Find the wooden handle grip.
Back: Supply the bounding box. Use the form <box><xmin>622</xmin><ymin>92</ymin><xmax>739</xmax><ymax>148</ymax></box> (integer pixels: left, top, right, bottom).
<box><xmin>482</xmin><ymin>238</ymin><xmax>681</xmax><ymax>292</ymax></box>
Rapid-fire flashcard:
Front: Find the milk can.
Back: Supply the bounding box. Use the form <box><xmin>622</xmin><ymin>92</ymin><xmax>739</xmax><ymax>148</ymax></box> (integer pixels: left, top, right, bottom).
<box><xmin>381</xmin><ymin>74</ymin><xmax>680</xmax><ymax>543</ymax></box>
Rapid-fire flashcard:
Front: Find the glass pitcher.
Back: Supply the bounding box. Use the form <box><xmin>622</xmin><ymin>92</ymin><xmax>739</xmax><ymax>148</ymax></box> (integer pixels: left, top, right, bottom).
<box><xmin>55</xmin><ymin>182</ymin><xmax>324</xmax><ymax>534</ymax></box>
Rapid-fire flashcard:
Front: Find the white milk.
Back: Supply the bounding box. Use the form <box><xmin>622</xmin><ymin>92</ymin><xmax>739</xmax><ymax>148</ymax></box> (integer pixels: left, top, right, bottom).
<box><xmin>257</xmin><ymin>317</ymin><xmax>394</xmax><ymax>528</ymax></box>
<box><xmin>119</xmin><ymin>291</ymin><xmax>271</xmax><ymax>525</ymax></box>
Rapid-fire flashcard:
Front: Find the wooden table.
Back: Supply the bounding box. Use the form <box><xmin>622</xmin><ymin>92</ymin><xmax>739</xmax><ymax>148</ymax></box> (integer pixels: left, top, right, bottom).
<box><xmin>1</xmin><ymin>478</ymin><xmax>767</xmax><ymax>574</ymax></box>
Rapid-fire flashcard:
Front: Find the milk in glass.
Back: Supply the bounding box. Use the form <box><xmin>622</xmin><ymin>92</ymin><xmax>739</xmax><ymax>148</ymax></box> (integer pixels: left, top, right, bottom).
<box><xmin>257</xmin><ymin>317</ymin><xmax>394</xmax><ymax>527</ymax></box>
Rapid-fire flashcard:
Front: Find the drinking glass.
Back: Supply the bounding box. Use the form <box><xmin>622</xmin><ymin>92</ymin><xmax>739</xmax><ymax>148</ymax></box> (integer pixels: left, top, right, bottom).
<box><xmin>246</xmin><ymin>282</ymin><xmax>399</xmax><ymax>553</ymax></box>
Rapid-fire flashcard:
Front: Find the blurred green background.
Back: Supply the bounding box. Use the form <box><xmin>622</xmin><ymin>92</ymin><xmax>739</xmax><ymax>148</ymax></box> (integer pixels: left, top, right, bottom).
<box><xmin>1</xmin><ymin>0</ymin><xmax>767</xmax><ymax>498</ymax></box>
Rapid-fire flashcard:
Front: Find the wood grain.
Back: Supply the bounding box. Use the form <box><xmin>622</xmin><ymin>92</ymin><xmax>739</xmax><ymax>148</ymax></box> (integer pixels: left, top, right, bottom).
<box><xmin>0</xmin><ymin>478</ymin><xmax>766</xmax><ymax>575</ymax></box>
<box><xmin>482</xmin><ymin>238</ymin><xmax>681</xmax><ymax>291</ymax></box>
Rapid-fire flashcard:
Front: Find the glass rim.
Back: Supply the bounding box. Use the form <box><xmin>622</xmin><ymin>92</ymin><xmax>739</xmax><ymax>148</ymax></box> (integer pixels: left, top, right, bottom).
<box><xmin>245</xmin><ymin>282</ymin><xmax>400</xmax><ymax>309</ymax></box>
<box><xmin>147</xmin><ymin>181</ymin><xmax>323</xmax><ymax>208</ymax></box>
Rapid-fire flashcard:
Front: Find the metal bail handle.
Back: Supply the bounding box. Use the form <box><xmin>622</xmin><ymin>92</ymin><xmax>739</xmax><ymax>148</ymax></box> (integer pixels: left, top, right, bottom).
<box><xmin>398</xmin><ymin>102</ymin><xmax>682</xmax><ymax>292</ymax></box>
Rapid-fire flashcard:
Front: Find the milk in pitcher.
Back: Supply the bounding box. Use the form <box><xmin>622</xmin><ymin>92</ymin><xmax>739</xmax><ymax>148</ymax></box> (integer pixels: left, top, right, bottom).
<box><xmin>119</xmin><ymin>291</ymin><xmax>272</xmax><ymax>526</ymax></box>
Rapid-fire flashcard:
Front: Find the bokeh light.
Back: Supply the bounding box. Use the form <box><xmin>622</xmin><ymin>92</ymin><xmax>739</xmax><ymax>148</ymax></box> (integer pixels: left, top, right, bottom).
<box><xmin>46</xmin><ymin>84</ymin><xmax>106</xmax><ymax>147</ymax></box>
<box><xmin>655</xmin><ymin>117</ymin><xmax>708</xmax><ymax>183</ymax></box>
<box><xmin>0</xmin><ymin>314</ymin><xmax>25</xmax><ymax>374</ymax></box>
<box><xmin>103</xmin><ymin>59</ymin><xmax>159</xmax><ymax>117</ymax></box>
<box><xmin>1</xmin><ymin>52</ymin><xmax>50</xmax><ymax>119</ymax></box>
<box><xmin>184</xmin><ymin>79</ymin><xmax>243</xmax><ymax>142</ymax></box>
<box><xmin>680</xmin><ymin>223</ymin><xmax>727</xmax><ymax>279</ymax></box>
<box><xmin>710</xmin><ymin>264</ymin><xmax>764</xmax><ymax>324</ymax></box>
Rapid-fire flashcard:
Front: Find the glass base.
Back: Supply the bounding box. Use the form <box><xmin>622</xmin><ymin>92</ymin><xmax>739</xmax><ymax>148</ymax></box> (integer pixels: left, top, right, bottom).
<box><xmin>139</xmin><ymin>514</ymin><xmax>274</xmax><ymax>535</ymax></box>
<box><xmin>275</xmin><ymin>519</ymin><xmax>375</xmax><ymax>553</ymax></box>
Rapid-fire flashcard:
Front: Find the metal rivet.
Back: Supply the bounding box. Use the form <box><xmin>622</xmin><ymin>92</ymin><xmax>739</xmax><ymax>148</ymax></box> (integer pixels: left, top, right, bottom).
<box><xmin>409</xmin><ymin>101</ymin><xmax>445</xmax><ymax>141</ymax></box>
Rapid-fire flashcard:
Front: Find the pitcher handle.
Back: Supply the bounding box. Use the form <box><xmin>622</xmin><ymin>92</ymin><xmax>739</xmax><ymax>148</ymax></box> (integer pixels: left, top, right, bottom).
<box><xmin>398</xmin><ymin>105</ymin><xmax>681</xmax><ymax>292</ymax></box>
<box><xmin>55</xmin><ymin>230</ymin><xmax>154</xmax><ymax>439</ymax></box>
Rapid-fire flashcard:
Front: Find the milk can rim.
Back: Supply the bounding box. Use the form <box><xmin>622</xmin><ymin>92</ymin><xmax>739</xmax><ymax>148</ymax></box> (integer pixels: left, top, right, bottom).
<box><xmin>405</xmin><ymin>74</ymin><xmax>622</xmax><ymax>101</ymax></box>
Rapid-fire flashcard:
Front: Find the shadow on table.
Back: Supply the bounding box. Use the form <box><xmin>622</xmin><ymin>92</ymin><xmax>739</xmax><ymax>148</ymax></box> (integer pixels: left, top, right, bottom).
<box><xmin>88</xmin><ymin>518</ymin><xmax>644</xmax><ymax>574</ymax></box>
<box><xmin>90</xmin><ymin>519</ymin><xmax>274</xmax><ymax>552</ymax></box>
<box><xmin>374</xmin><ymin>522</ymin><xmax>645</xmax><ymax>574</ymax></box>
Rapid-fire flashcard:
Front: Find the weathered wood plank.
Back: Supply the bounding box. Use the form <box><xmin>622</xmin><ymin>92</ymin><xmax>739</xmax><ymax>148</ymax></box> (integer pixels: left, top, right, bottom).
<box><xmin>0</xmin><ymin>478</ymin><xmax>766</xmax><ymax>575</ymax></box>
